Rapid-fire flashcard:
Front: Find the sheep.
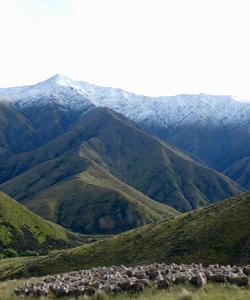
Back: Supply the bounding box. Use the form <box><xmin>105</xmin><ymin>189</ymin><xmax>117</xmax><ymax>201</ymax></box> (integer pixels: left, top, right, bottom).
<box><xmin>13</xmin><ymin>263</ymin><xmax>249</xmax><ymax>297</ymax></box>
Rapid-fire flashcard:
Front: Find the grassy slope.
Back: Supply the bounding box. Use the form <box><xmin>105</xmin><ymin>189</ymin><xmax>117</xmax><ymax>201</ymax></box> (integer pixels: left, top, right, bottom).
<box><xmin>22</xmin><ymin>163</ymin><xmax>177</xmax><ymax>234</ymax></box>
<box><xmin>224</xmin><ymin>156</ymin><xmax>250</xmax><ymax>189</ymax></box>
<box><xmin>0</xmin><ymin>108</ymin><xmax>242</xmax><ymax>217</ymax></box>
<box><xmin>10</xmin><ymin>192</ymin><xmax>249</xmax><ymax>277</ymax></box>
<box><xmin>76</xmin><ymin>109</ymin><xmax>243</xmax><ymax>211</ymax></box>
<box><xmin>0</xmin><ymin>192</ymin><xmax>87</xmax><ymax>254</ymax></box>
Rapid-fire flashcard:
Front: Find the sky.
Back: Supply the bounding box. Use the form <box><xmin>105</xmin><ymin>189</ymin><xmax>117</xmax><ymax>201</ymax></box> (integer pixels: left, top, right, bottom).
<box><xmin>0</xmin><ymin>0</ymin><xmax>250</xmax><ymax>98</ymax></box>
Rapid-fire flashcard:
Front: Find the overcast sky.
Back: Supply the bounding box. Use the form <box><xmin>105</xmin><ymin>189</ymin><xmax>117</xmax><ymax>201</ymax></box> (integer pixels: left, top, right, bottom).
<box><xmin>0</xmin><ymin>0</ymin><xmax>250</xmax><ymax>98</ymax></box>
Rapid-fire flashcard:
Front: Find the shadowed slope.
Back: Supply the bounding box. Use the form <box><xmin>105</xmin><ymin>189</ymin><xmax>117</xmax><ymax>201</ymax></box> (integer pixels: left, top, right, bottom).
<box><xmin>224</xmin><ymin>156</ymin><xmax>250</xmax><ymax>189</ymax></box>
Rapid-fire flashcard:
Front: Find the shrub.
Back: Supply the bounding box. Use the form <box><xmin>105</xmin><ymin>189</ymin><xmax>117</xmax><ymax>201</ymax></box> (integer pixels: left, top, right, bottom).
<box><xmin>3</xmin><ymin>248</ymin><xmax>19</xmax><ymax>257</ymax></box>
<box><xmin>20</xmin><ymin>250</ymin><xmax>39</xmax><ymax>257</ymax></box>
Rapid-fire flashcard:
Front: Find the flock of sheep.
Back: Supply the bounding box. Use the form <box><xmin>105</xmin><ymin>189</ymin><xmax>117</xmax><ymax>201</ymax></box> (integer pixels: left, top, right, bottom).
<box><xmin>14</xmin><ymin>263</ymin><xmax>250</xmax><ymax>297</ymax></box>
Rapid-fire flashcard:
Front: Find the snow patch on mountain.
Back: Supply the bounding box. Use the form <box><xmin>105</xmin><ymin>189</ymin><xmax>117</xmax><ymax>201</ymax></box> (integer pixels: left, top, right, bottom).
<box><xmin>1</xmin><ymin>74</ymin><xmax>250</xmax><ymax>127</ymax></box>
<box><xmin>0</xmin><ymin>75</ymin><xmax>93</xmax><ymax>110</ymax></box>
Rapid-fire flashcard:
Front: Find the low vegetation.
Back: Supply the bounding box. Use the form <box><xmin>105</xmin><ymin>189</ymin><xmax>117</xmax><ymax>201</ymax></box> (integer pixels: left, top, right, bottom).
<box><xmin>0</xmin><ymin>280</ymin><xmax>249</xmax><ymax>300</ymax></box>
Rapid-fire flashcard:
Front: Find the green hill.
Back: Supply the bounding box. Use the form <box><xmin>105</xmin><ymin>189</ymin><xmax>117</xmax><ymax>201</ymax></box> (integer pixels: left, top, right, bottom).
<box><xmin>12</xmin><ymin>192</ymin><xmax>249</xmax><ymax>277</ymax></box>
<box><xmin>0</xmin><ymin>191</ymin><xmax>87</xmax><ymax>255</ymax></box>
<box><xmin>18</xmin><ymin>163</ymin><xmax>177</xmax><ymax>234</ymax></box>
<box><xmin>0</xmin><ymin>191</ymin><xmax>249</xmax><ymax>280</ymax></box>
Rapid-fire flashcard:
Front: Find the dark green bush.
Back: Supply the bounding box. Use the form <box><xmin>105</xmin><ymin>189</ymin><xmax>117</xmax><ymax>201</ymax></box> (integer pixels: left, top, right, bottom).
<box><xmin>20</xmin><ymin>250</ymin><xmax>39</xmax><ymax>257</ymax></box>
<box><xmin>3</xmin><ymin>248</ymin><xmax>19</xmax><ymax>257</ymax></box>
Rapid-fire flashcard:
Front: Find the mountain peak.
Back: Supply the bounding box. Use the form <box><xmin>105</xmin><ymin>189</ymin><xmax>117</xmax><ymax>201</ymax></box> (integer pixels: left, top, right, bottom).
<box><xmin>1</xmin><ymin>74</ymin><xmax>250</xmax><ymax>128</ymax></box>
<box><xmin>41</xmin><ymin>74</ymin><xmax>74</xmax><ymax>87</ymax></box>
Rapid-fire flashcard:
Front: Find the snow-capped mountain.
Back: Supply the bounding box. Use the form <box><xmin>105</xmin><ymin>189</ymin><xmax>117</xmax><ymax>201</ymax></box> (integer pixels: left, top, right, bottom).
<box><xmin>2</xmin><ymin>74</ymin><xmax>250</xmax><ymax>174</ymax></box>
<box><xmin>0</xmin><ymin>75</ymin><xmax>93</xmax><ymax>110</ymax></box>
<box><xmin>1</xmin><ymin>74</ymin><xmax>250</xmax><ymax>128</ymax></box>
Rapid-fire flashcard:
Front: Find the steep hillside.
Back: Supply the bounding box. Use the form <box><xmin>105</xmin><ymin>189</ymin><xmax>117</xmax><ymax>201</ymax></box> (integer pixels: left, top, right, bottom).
<box><xmin>224</xmin><ymin>156</ymin><xmax>250</xmax><ymax>189</ymax></box>
<box><xmin>0</xmin><ymin>192</ymin><xmax>86</xmax><ymax>255</ymax></box>
<box><xmin>0</xmin><ymin>109</ymin><xmax>178</xmax><ymax>234</ymax></box>
<box><xmin>149</xmin><ymin>123</ymin><xmax>250</xmax><ymax>172</ymax></box>
<box><xmin>0</xmin><ymin>108</ymin><xmax>242</xmax><ymax>218</ymax></box>
<box><xmin>12</xmin><ymin>163</ymin><xmax>177</xmax><ymax>234</ymax></box>
<box><xmin>6</xmin><ymin>192</ymin><xmax>249</xmax><ymax>277</ymax></box>
<box><xmin>0</xmin><ymin>102</ymin><xmax>38</xmax><ymax>159</ymax></box>
<box><xmin>0</xmin><ymin>101</ymin><xmax>92</xmax><ymax>163</ymax></box>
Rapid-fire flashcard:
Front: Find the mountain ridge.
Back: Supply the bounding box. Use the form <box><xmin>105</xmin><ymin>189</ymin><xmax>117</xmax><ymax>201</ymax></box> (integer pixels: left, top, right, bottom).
<box><xmin>0</xmin><ymin>108</ymin><xmax>242</xmax><ymax>224</ymax></box>
<box><xmin>2</xmin><ymin>75</ymin><xmax>250</xmax><ymax>173</ymax></box>
<box><xmin>2</xmin><ymin>74</ymin><xmax>250</xmax><ymax>124</ymax></box>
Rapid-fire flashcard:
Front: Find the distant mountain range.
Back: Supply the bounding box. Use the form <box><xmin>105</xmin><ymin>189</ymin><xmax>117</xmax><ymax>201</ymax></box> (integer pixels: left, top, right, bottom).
<box><xmin>1</xmin><ymin>74</ymin><xmax>250</xmax><ymax>175</ymax></box>
<box><xmin>0</xmin><ymin>75</ymin><xmax>248</xmax><ymax>234</ymax></box>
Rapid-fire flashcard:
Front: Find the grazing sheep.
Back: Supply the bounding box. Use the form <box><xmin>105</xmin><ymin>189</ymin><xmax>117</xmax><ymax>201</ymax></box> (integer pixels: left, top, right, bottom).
<box><xmin>210</xmin><ymin>273</ymin><xmax>226</xmax><ymax>283</ymax></box>
<box><xmin>117</xmin><ymin>279</ymin><xmax>132</xmax><ymax>292</ymax></box>
<box><xmin>131</xmin><ymin>282</ymin><xmax>144</xmax><ymax>293</ymax></box>
<box><xmin>174</xmin><ymin>273</ymin><xmax>190</xmax><ymax>285</ymax></box>
<box><xmin>157</xmin><ymin>279</ymin><xmax>170</xmax><ymax>289</ymax></box>
<box><xmin>243</xmin><ymin>266</ymin><xmax>250</xmax><ymax>276</ymax></box>
<box><xmin>227</xmin><ymin>275</ymin><xmax>249</xmax><ymax>287</ymax></box>
<box><xmin>190</xmin><ymin>273</ymin><xmax>207</xmax><ymax>288</ymax></box>
<box><xmin>14</xmin><ymin>263</ymin><xmax>249</xmax><ymax>297</ymax></box>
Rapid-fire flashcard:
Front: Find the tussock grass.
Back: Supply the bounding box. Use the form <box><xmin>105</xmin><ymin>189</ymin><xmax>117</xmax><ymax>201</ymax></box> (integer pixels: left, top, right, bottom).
<box><xmin>178</xmin><ymin>288</ymin><xmax>194</xmax><ymax>300</ymax></box>
<box><xmin>0</xmin><ymin>281</ymin><xmax>249</xmax><ymax>300</ymax></box>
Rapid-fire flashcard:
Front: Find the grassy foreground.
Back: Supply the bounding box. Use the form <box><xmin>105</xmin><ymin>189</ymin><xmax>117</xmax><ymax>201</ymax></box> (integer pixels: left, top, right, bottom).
<box><xmin>0</xmin><ymin>280</ymin><xmax>249</xmax><ymax>300</ymax></box>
